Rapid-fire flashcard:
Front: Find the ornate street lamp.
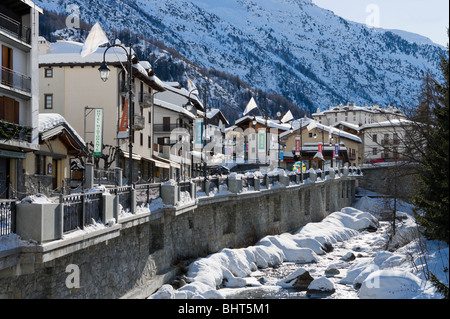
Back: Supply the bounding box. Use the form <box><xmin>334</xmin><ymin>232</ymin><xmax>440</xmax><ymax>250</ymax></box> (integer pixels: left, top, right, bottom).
<box><xmin>98</xmin><ymin>43</ymin><xmax>135</xmax><ymax>186</ymax></box>
<box><xmin>98</xmin><ymin>62</ymin><xmax>110</xmax><ymax>82</ymax></box>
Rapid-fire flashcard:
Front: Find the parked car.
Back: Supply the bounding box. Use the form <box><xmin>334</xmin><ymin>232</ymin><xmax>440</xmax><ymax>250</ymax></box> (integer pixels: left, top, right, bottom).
<box><xmin>206</xmin><ymin>165</ymin><xmax>230</xmax><ymax>176</ymax></box>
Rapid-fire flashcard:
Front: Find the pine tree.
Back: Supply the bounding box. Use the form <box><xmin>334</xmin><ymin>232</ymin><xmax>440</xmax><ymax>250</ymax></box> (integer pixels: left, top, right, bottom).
<box><xmin>413</xmin><ymin>29</ymin><xmax>449</xmax><ymax>245</ymax></box>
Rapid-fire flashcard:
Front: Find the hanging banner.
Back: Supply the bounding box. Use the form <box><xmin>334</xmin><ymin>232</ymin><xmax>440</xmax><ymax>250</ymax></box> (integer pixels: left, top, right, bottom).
<box><xmin>295</xmin><ymin>136</ymin><xmax>301</xmax><ymax>155</ymax></box>
<box><xmin>93</xmin><ymin>108</ymin><xmax>103</xmax><ymax>156</ymax></box>
<box><xmin>334</xmin><ymin>144</ymin><xmax>339</xmax><ymax>158</ymax></box>
<box><xmin>118</xmin><ymin>98</ymin><xmax>129</xmax><ymax>139</ymax></box>
<box><xmin>280</xmin><ymin>151</ymin><xmax>284</xmax><ymax>162</ymax></box>
<box><xmin>194</xmin><ymin>118</ymin><xmax>204</xmax><ymax>149</ymax></box>
<box><xmin>318</xmin><ymin>142</ymin><xmax>323</xmax><ymax>154</ymax></box>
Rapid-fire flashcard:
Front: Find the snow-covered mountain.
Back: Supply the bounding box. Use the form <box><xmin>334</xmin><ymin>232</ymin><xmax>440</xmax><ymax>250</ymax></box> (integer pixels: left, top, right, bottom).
<box><xmin>35</xmin><ymin>0</ymin><xmax>446</xmax><ymax>118</ymax></box>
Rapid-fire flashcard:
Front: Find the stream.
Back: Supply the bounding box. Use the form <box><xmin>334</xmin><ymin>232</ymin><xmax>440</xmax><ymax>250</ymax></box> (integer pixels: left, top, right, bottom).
<box><xmin>218</xmin><ymin>221</ymin><xmax>390</xmax><ymax>299</ymax></box>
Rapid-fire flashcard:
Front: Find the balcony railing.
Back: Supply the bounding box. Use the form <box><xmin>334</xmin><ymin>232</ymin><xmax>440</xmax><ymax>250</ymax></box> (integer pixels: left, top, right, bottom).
<box><xmin>153</xmin><ymin>123</ymin><xmax>192</xmax><ymax>134</ymax></box>
<box><xmin>1</xmin><ymin>66</ymin><xmax>31</xmax><ymax>93</ymax></box>
<box><xmin>0</xmin><ymin>120</ymin><xmax>32</xmax><ymax>143</ymax></box>
<box><xmin>0</xmin><ymin>12</ymin><xmax>32</xmax><ymax>45</ymax></box>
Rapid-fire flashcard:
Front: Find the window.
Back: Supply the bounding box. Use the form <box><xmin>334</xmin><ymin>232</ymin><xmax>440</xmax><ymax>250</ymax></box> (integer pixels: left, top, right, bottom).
<box><xmin>372</xmin><ymin>134</ymin><xmax>377</xmax><ymax>143</ymax></box>
<box><xmin>44</xmin><ymin>68</ymin><xmax>53</xmax><ymax>78</ymax></box>
<box><xmin>148</xmin><ymin>136</ymin><xmax>151</xmax><ymax>148</ymax></box>
<box><xmin>372</xmin><ymin>148</ymin><xmax>377</xmax><ymax>155</ymax></box>
<box><xmin>44</xmin><ymin>94</ymin><xmax>53</xmax><ymax>109</ymax></box>
<box><xmin>308</xmin><ymin>133</ymin><xmax>313</xmax><ymax>138</ymax></box>
<box><xmin>148</xmin><ymin>111</ymin><xmax>151</xmax><ymax>123</ymax></box>
<box><xmin>393</xmin><ymin>147</ymin><xmax>399</xmax><ymax>159</ymax></box>
<box><xmin>0</xmin><ymin>96</ymin><xmax>19</xmax><ymax>124</ymax></box>
<box><xmin>1</xmin><ymin>45</ymin><xmax>13</xmax><ymax>86</ymax></box>
<box><xmin>35</xmin><ymin>155</ymin><xmax>46</xmax><ymax>175</ymax></box>
<box><xmin>393</xmin><ymin>133</ymin><xmax>399</xmax><ymax>144</ymax></box>
<box><xmin>163</xmin><ymin>117</ymin><xmax>170</xmax><ymax>131</ymax></box>
<box><xmin>140</xmin><ymin>133</ymin><xmax>143</xmax><ymax>146</ymax></box>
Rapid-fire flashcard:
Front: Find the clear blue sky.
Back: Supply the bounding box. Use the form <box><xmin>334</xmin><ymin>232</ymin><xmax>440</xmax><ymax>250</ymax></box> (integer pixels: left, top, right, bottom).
<box><xmin>312</xmin><ymin>0</ymin><xmax>449</xmax><ymax>46</ymax></box>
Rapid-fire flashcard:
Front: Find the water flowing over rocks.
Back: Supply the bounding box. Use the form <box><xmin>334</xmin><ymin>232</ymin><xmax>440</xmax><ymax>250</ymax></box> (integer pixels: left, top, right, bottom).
<box><xmin>149</xmin><ymin>206</ymin><xmax>380</xmax><ymax>299</ymax></box>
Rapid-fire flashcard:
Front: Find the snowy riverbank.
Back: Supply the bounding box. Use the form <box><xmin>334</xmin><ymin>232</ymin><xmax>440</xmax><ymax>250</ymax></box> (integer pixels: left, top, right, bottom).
<box><xmin>149</xmin><ymin>193</ymin><xmax>448</xmax><ymax>299</ymax></box>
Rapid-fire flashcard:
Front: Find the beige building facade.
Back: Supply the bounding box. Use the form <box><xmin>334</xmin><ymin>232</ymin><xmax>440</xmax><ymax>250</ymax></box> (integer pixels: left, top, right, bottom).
<box><xmin>280</xmin><ymin>118</ymin><xmax>362</xmax><ymax>170</ymax></box>
<box><xmin>38</xmin><ymin>39</ymin><xmax>164</xmax><ymax>184</ymax></box>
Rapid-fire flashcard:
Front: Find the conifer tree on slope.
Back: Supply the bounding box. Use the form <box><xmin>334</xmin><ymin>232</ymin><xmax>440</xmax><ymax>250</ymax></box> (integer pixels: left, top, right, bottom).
<box><xmin>413</xmin><ymin>29</ymin><xmax>449</xmax><ymax>245</ymax></box>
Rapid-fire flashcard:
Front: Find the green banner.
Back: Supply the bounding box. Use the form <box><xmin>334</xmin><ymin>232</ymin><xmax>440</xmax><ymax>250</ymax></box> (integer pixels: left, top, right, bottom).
<box><xmin>93</xmin><ymin>109</ymin><xmax>103</xmax><ymax>156</ymax></box>
<box><xmin>258</xmin><ymin>129</ymin><xmax>265</xmax><ymax>151</ymax></box>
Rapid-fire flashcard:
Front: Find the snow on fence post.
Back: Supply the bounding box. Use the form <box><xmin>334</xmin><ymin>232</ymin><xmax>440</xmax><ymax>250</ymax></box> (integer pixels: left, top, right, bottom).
<box><xmin>342</xmin><ymin>166</ymin><xmax>349</xmax><ymax>177</ymax></box>
<box><xmin>328</xmin><ymin>167</ymin><xmax>335</xmax><ymax>179</ymax></box>
<box><xmin>254</xmin><ymin>176</ymin><xmax>261</xmax><ymax>191</ymax></box>
<box><xmin>16</xmin><ymin>199</ymin><xmax>62</xmax><ymax>243</ymax></box>
<box><xmin>161</xmin><ymin>180</ymin><xmax>178</xmax><ymax>206</ymax></box>
<box><xmin>309</xmin><ymin>168</ymin><xmax>317</xmax><ymax>182</ymax></box>
<box><xmin>228</xmin><ymin>173</ymin><xmax>242</xmax><ymax>194</ymax></box>
<box><xmin>279</xmin><ymin>171</ymin><xmax>289</xmax><ymax>187</ymax></box>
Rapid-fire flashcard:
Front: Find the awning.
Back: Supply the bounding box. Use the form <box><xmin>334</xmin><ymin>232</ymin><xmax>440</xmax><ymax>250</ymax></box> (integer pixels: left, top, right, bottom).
<box><xmin>153</xmin><ymin>155</ymin><xmax>180</xmax><ymax>169</ymax></box>
<box><xmin>141</xmin><ymin>154</ymin><xmax>170</xmax><ymax>169</ymax></box>
<box><xmin>121</xmin><ymin>151</ymin><xmax>142</xmax><ymax>161</ymax></box>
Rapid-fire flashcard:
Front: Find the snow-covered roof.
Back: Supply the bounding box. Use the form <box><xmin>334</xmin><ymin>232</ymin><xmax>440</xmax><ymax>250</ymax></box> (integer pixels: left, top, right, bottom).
<box><xmin>161</xmin><ymin>82</ymin><xmax>204</xmax><ymax>111</ymax></box>
<box><xmin>39</xmin><ymin>40</ymin><xmax>129</xmax><ymax>65</ymax></box>
<box><xmin>39</xmin><ymin>113</ymin><xmax>86</xmax><ymax>147</ymax></box>
<box><xmin>313</xmin><ymin>103</ymin><xmax>406</xmax><ymax>117</ymax></box>
<box><xmin>154</xmin><ymin>98</ymin><xmax>196</xmax><ymax>120</ymax></box>
<box><xmin>39</xmin><ymin>40</ymin><xmax>165</xmax><ymax>91</ymax></box>
<box><xmin>332</xmin><ymin>121</ymin><xmax>360</xmax><ymax>131</ymax></box>
<box><xmin>280</xmin><ymin>118</ymin><xmax>362</xmax><ymax>143</ymax></box>
<box><xmin>234</xmin><ymin>115</ymin><xmax>291</xmax><ymax>131</ymax></box>
<box><xmin>359</xmin><ymin>119</ymin><xmax>416</xmax><ymax>129</ymax></box>
<box><xmin>197</xmin><ymin>108</ymin><xmax>230</xmax><ymax>125</ymax></box>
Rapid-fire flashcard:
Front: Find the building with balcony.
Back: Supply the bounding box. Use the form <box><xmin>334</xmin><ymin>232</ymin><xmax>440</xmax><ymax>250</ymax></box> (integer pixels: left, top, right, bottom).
<box><xmin>153</xmin><ymin>82</ymin><xmax>204</xmax><ymax>181</ymax></box>
<box><xmin>38</xmin><ymin>38</ymin><xmax>165</xmax><ymax>184</ymax></box>
<box><xmin>358</xmin><ymin>118</ymin><xmax>416</xmax><ymax>164</ymax></box>
<box><xmin>312</xmin><ymin>102</ymin><xmax>407</xmax><ymax>127</ymax></box>
<box><xmin>279</xmin><ymin>118</ymin><xmax>362</xmax><ymax>171</ymax></box>
<box><xmin>1</xmin><ymin>0</ymin><xmax>42</xmax><ymax>198</ymax></box>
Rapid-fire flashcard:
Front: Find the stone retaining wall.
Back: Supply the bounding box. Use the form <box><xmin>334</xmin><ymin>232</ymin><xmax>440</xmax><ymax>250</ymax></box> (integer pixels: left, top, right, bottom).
<box><xmin>0</xmin><ymin>177</ymin><xmax>357</xmax><ymax>299</ymax></box>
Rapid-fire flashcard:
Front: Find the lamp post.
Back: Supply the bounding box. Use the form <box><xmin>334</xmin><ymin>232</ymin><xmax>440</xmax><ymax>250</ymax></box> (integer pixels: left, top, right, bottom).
<box><xmin>185</xmin><ymin>87</ymin><xmax>207</xmax><ymax>185</ymax></box>
<box><xmin>98</xmin><ymin>43</ymin><xmax>134</xmax><ymax>186</ymax></box>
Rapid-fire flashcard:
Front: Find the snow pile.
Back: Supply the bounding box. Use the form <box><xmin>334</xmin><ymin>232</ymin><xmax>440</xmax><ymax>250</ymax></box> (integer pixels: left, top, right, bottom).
<box><xmin>149</xmin><ymin>207</ymin><xmax>377</xmax><ymax>299</ymax></box>
<box><xmin>358</xmin><ymin>269</ymin><xmax>423</xmax><ymax>299</ymax></box>
<box><xmin>148</xmin><ymin>197</ymin><xmax>164</xmax><ymax>211</ymax></box>
<box><xmin>295</xmin><ymin>207</ymin><xmax>378</xmax><ymax>247</ymax></box>
<box><xmin>178</xmin><ymin>191</ymin><xmax>195</xmax><ymax>207</ymax></box>
<box><xmin>0</xmin><ymin>233</ymin><xmax>38</xmax><ymax>252</ymax></box>
<box><xmin>20</xmin><ymin>194</ymin><xmax>55</xmax><ymax>204</ymax></box>
<box><xmin>307</xmin><ymin>276</ymin><xmax>335</xmax><ymax>293</ymax></box>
